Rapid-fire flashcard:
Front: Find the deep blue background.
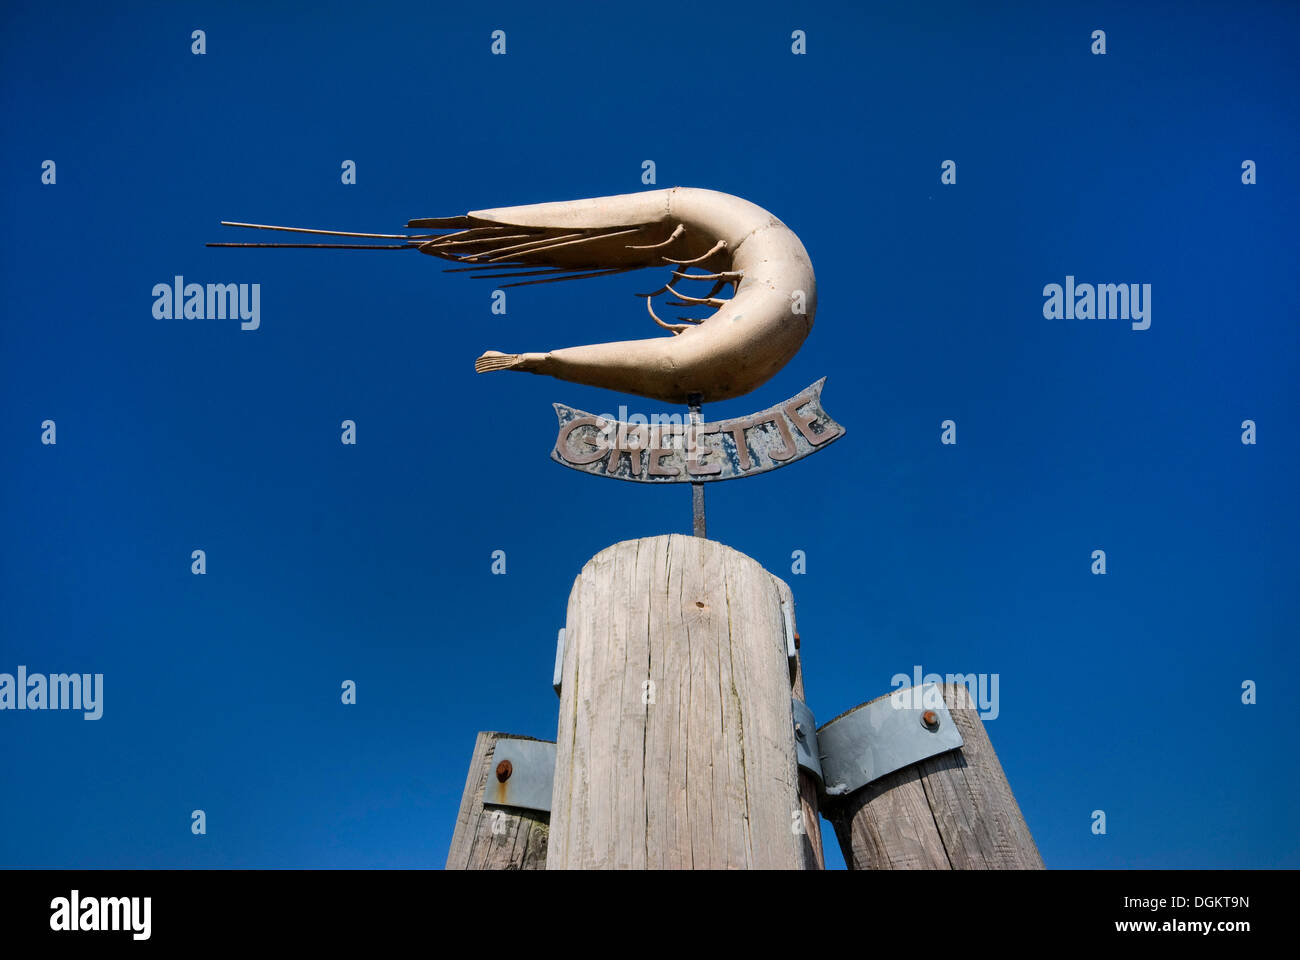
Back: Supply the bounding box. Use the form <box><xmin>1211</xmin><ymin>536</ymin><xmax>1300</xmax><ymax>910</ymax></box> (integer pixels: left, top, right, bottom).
<box><xmin>2</xmin><ymin>0</ymin><xmax>1297</xmax><ymax>869</ymax></box>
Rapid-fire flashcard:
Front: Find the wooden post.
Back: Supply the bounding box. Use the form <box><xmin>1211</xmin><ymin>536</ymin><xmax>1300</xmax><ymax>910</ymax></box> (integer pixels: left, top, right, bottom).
<box><xmin>547</xmin><ymin>534</ymin><xmax>812</xmax><ymax>869</ymax></box>
<box><xmin>446</xmin><ymin>731</ymin><xmax>550</xmax><ymax>870</ymax></box>
<box><xmin>822</xmin><ymin>683</ymin><xmax>1043</xmax><ymax>870</ymax></box>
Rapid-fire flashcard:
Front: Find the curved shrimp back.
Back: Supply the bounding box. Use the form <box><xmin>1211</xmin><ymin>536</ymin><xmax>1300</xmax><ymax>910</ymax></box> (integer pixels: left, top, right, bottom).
<box><xmin>412</xmin><ymin>187</ymin><xmax>817</xmax><ymax>405</ymax></box>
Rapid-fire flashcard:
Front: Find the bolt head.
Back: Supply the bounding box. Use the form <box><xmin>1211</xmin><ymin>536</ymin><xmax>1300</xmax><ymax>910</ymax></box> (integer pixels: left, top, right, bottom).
<box><xmin>921</xmin><ymin>710</ymin><xmax>939</xmax><ymax>730</ymax></box>
<box><xmin>496</xmin><ymin>759</ymin><xmax>513</xmax><ymax>782</ymax></box>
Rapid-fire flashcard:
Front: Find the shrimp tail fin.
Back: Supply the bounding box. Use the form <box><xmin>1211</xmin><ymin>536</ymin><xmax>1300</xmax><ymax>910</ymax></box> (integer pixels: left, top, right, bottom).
<box><xmin>475</xmin><ymin>351</ymin><xmax>546</xmax><ymax>374</ymax></box>
<box><xmin>475</xmin><ymin>351</ymin><xmax>522</xmax><ymax>373</ymax></box>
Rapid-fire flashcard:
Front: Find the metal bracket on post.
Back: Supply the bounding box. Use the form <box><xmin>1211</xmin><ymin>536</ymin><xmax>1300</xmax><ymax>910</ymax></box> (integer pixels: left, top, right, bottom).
<box><xmin>791</xmin><ymin>698</ymin><xmax>822</xmax><ymax>786</ymax></box>
<box><xmin>552</xmin><ymin>628</ymin><xmax>565</xmax><ymax>697</ymax></box>
<box><xmin>816</xmin><ymin>683</ymin><xmax>964</xmax><ymax>798</ymax></box>
<box><xmin>481</xmin><ymin>737</ymin><xmax>556</xmax><ymax>813</ymax></box>
<box><xmin>780</xmin><ymin>597</ymin><xmax>797</xmax><ymax>680</ymax></box>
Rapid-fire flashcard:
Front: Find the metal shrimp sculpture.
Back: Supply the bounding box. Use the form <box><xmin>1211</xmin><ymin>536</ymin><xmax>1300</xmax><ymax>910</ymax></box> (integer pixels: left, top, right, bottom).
<box><xmin>209</xmin><ymin>187</ymin><xmax>816</xmax><ymax>405</ymax></box>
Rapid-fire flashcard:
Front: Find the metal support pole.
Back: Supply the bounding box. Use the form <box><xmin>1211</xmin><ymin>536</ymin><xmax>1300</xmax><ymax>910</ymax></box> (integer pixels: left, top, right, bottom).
<box><xmin>687</xmin><ymin>393</ymin><xmax>706</xmax><ymax>538</ymax></box>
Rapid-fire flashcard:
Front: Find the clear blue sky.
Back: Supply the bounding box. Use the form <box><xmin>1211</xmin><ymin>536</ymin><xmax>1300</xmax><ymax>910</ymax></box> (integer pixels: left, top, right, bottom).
<box><xmin>2</xmin><ymin>0</ymin><xmax>1296</xmax><ymax>869</ymax></box>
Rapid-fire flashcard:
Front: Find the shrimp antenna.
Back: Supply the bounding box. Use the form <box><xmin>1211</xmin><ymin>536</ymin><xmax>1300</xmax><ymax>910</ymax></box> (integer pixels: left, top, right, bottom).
<box><xmin>206</xmin><ymin>220</ymin><xmax>445</xmax><ymax>248</ymax></box>
<box><xmin>206</xmin><ymin>242</ymin><xmax>418</xmax><ymax>249</ymax></box>
<box><xmin>217</xmin><ymin>221</ymin><xmax>440</xmax><ymax>239</ymax></box>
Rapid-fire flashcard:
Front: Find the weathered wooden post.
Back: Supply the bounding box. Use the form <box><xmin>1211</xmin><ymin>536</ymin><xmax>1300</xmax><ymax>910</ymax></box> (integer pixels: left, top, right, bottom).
<box><xmin>446</xmin><ymin>732</ymin><xmax>551</xmax><ymax>870</ymax></box>
<box><xmin>820</xmin><ymin>683</ymin><xmax>1043</xmax><ymax>870</ymax></box>
<box><xmin>546</xmin><ymin>534</ymin><xmax>817</xmax><ymax>869</ymax></box>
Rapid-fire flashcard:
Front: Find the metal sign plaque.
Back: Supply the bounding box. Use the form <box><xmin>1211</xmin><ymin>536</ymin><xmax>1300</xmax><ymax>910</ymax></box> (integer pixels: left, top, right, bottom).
<box><xmin>551</xmin><ymin>378</ymin><xmax>844</xmax><ymax>483</ymax></box>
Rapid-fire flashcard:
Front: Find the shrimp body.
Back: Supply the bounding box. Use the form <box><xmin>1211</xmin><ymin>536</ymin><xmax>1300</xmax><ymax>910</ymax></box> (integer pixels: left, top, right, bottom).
<box><xmin>448</xmin><ymin>187</ymin><xmax>816</xmax><ymax>404</ymax></box>
<box><xmin>211</xmin><ymin>187</ymin><xmax>817</xmax><ymax>405</ymax></box>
